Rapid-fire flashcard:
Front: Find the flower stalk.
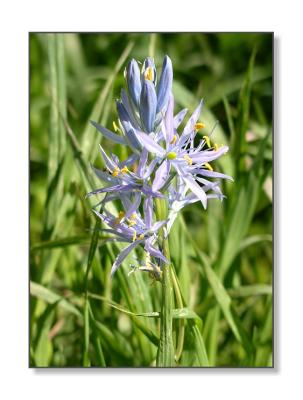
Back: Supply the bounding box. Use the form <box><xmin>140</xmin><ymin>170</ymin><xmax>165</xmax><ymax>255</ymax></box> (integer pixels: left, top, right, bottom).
<box><xmin>87</xmin><ymin>54</ymin><xmax>232</xmax><ymax>366</ymax></box>
<box><xmin>155</xmin><ymin>198</ymin><xmax>175</xmax><ymax>367</ymax></box>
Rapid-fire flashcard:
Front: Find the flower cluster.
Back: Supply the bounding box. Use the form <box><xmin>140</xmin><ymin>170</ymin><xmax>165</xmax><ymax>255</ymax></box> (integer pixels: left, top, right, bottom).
<box><xmin>88</xmin><ymin>56</ymin><xmax>232</xmax><ymax>277</ymax></box>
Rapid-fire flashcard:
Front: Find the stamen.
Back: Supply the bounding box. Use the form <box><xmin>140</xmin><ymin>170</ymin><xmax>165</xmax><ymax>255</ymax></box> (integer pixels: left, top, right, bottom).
<box><xmin>203</xmin><ymin>135</ymin><xmax>211</xmax><ymax>148</ymax></box>
<box><xmin>114</xmin><ymin>211</ymin><xmax>125</xmax><ymax>225</ymax></box>
<box><xmin>167</xmin><ymin>152</ymin><xmax>177</xmax><ymax>160</ymax></box>
<box><xmin>120</xmin><ymin>166</ymin><xmax>129</xmax><ymax>174</ymax></box>
<box><xmin>145</xmin><ymin>67</ymin><xmax>153</xmax><ymax>81</ymax></box>
<box><xmin>203</xmin><ymin>162</ymin><xmax>213</xmax><ymax>171</ymax></box>
<box><xmin>183</xmin><ymin>154</ymin><xmax>193</xmax><ymax>165</ymax></box>
<box><xmin>113</xmin><ymin>121</ymin><xmax>119</xmax><ymax>132</ymax></box>
<box><xmin>127</xmin><ymin>213</ymin><xmax>137</xmax><ymax>227</ymax></box>
<box><xmin>195</xmin><ymin>122</ymin><xmax>205</xmax><ymax>131</ymax></box>
<box><xmin>138</xmin><ymin>234</ymin><xmax>144</xmax><ymax>240</ymax></box>
<box><xmin>112</xmin><ymin>166</ymin><xmax>120</xmax><ymax>177</ymax></box>
<box><xmin>214</xmin><ymin>143</ymin><xmax>219</xmax><ymax>151</ymax></box>
<box><xmin>132</xmin><ymin>230</ymin><xmax>137</xmax><ymax>242</ymax></box>
<box><xmin>170</xmin><ymin>135</ymin><xmax>177</xmax><ymax>144</ymax></box>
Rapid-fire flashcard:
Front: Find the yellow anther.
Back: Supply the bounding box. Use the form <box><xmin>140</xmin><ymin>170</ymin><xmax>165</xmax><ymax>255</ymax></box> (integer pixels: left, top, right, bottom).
<box><xmin>214</xmin><ymin>143</ymin><xmax>219</xmax><ymax>151</ymax></box>
<box><xmin>203</xmin><ymin>162</ymin><xmax>213</xmax><ymax>171</ymax></box>
<box><xmin>138</xmin><ymin>234</ymin><xmax>144</xmax><ymax>240</ymax></box>
<box><xmin>128</xmin><ymin>220</ymin><xmax>136</xmax><ymax>227</ymax></box>
<box><xmin>203</xmin><ymin>135</ymin><xmax>211</xmax><ymax>148</ymax></box>
<box><xmin>120</xmin><ymin>166</ymin><xmax>129</xmax><ymax>174</ymax></box>
<box><xmin>195</xmin><ymin>122</ymin><xmax>205</xmax><ymax>131</ymax></box>
<box><xmin>132</xmin><ymin>230</ymin><xmax>137</xmax><ymax>242</ymax></box>
<box><xmin>112</xmin><ymin>166</ymin><xmax>120</xmax><ymax>177</ymax></box>
<box><xmin>127</xmin><ymin>214</ymin><xmax>137</xmax><ymax>227</ymax></box>
<box><xmin>170</xmin><ymin>135</ymin><xmax>177</xmax><ymax>144</ymax></box>
<box><xmin>167</xmin><ymin>152</ymin><xmax>177</xmax><ymax>160</ymax></box>
<box><xmin>114</xmin><ymin>211</ymin><xmax>125</xmax><ymax>225</ymax></box>
<box><xmin>145</xmin><ymin>67</ymin><xmax>153</xmax><ymax>81</ymax></box>
<box><xmin>183</xmin><ymin>154</ymin><xmax>193</xmax><ymax>165</ymax></box>
<box><xmin>113</xmin><ymin>121</ymin><xmax>119</xmax><ymax>132</ymax></box>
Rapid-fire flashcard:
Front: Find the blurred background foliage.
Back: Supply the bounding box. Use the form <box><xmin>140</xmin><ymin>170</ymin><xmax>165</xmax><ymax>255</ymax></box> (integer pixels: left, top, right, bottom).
<box><xmin>30</xmin><ymin>32</ymin><xmax>272</xmax><ymax>367</ymax></box>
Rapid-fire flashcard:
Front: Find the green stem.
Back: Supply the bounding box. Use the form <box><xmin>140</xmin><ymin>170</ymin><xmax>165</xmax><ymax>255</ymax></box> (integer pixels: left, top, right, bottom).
<box><xmin>171</xmin><ymin>266</ymin><xmax>185</xmax><ymax>362</ymax></box>
<box><xmin>155</xmin><ymin>199</ymin><xmax>175</xmax><ymax>367</ymax></box>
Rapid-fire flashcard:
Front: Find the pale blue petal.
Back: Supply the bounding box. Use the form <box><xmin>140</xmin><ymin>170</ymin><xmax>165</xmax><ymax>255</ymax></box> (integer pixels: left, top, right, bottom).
<box><xmin>150</xmin><ymin>220</ymin><xmax>167</xmax><ymax>233</ymax></box>
<box><xmin>98</xmin><ymin>144</ymin><xmax>116</xmax><ymax>172</ymax></box>
<box><xmin>137</xmin><ymin>149</ymin><xmax>148</xmax><ymax>177</ymax></box>
<box><xmin>175</xmin><ymin>165</ymin><xmax>207</xmax><ymax>209</ymax></box>
<box><xmin>116</xmin><ymin>100</ymin><xmax>142</xmax><ymax>150</ymax></box>
<box><xmin>120</xmin><ymin>153</ymin><xmax>139</xmax><ymax>168</ymax></box>
<box><xmin>152</xmin><ymin>160</ymin><xmax>170</xmax><ymax>191</ymax></box>
<box><xmin>182</xmin><ymin>100</ymin><xmax>203</xmax><ymax>137</ymax></box>
<box><xmin>164</xmin><ymin>94</ymin><xmax>174</xmax><ymax>144</ymax></box>
<box><xmin>111</xmin><ymin>241</ymin><xmax>142</xmax><ymax>276</ymax></box>
<box><xmin>194</xmin><ymin>168</ymin><xmax>233</xmax><ymax>181</ymax></box>
<box><xmin>156</xmin><ymin>55</ymin><xmax>173</xmax><ymax>113</ymax></box>
<box><xmin>142</xmin><ymin>184</ymin><xmax>165</xmax><ymax>198</ymax></box>
<box><xmin>86</xmin><ymin>184</ymin><xmax>135</xmax><ymax>198</ymax></box>
<box><xmin>145</xmin><ymin>239</ymin><xmax>168</xmax><ymax>264</ymax></box>
<box><xmin>90</xmin><ymin>120</ymin><xmax>126</xmax><ymax>145</ymax></box>
<box><xmin>120</xmin><ymin>89</ymin><xmax>140</xmax><ymax>128</ymax></box>
<box><xmin>124</xmin><ymin>193</ymin><xmax>141</xmax><ymax>220</ymax></box>
<box><xmin>190</xmin><ymin>146</ymin><xmax>229</xmax><ymax>163</ymax></box>
<box><xmin>143</xmin><ymin>196</ymin><xmax>153</xmax><ymax>229</ymax></box>
<box><xmin>126</xmin><ymin>128</ymin><xmax>143</xmax><ymax>152</ymax></box>
<box><xmin>136</xmin><ymin>130</ymin><xmax>165</xmax><ymax>157</ymax></box>
<box><xmin>143</xmin><ymin>158</ymin><xmax>159</xmax><ymax>179</ymax></box>
<box><xmin>91</xmin><ymin>165</ymin><xmax>119</xmax><ymax>184</ymax></box>
<box><xmin>126</xmin><ymin>59</ymin><xmax>141</xmax><ymax>107</ymax></box>
<box><xmin>140</xmin><ymin>80</ymin><xmax>157</xmax><ymax>133</ymax></box>
<box><xmin>174</xmin><ymin>108</ymin><xmax>188</xmax><ymax>129</ymax></box>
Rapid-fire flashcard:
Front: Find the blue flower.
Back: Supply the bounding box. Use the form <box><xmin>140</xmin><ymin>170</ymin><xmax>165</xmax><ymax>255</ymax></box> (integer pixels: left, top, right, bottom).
<box><xmin>91</xmin><ymin>56</ymin><xmax>174</xmax><ymax>148</ymax></box>
<box><xmin>156</xmin><ymin>55</ymin><xmax>173</xmax><ymax>113</ymax></box>
<box><xmin>139</xmin><ymin>79</ymin><xmax>157</xmax><ymax>133</ymax></box>
<box><xmin>136</xmin><ymin>95</ymin><xmax>232</xmax><ymax>209</ymax></box>
<box><xmin>87</xmin><ymin>145</ymin><xmax>164</xmax><ymax>200</ymax></box>
<box><xmin>93</xmin><ymin>198</ymin><xmax>168</xmax><ymax>276</ymax></box>
<box><xmin>88</xmin><ymin>54</ymin><xmax>232</xmax><ymax>277</ymax></box>
<box><xmin>125</xmin><ymin>58</ymin><xmax>141</xmax><ymax>107</ymax></box>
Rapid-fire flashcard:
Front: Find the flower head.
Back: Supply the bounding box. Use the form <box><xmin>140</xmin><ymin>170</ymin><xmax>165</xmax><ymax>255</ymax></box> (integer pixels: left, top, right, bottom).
<box><xmin>93</xmin><ymin>197</ymin><xmax>168</xmax><ymax>276</ymax></box>
<box><xmin>88</xmin><ymin>55</ymin><xmax>232</xmax><ymax>276</ymax></box>
<box><xmin>136</xmin><ymin>94</ymin><xmax>232</xmax><ymax>208</ymax></box>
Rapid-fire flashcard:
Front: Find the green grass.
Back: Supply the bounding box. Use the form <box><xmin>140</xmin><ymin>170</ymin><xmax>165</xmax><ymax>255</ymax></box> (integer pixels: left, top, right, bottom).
<box><xmin>30</xmin><ymin>32</ymin><xmax>272</xmax><ymax>367</ymax></box>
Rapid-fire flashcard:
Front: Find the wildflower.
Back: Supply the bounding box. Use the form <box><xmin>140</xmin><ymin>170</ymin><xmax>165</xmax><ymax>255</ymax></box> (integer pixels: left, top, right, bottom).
<box><xmin>136</xmin><ymin>94</ymin><xmax>232</xmax><ymax>208</ymax></box>
<box><xmin>90</xmin><ymin>55</ymin><xmax>173</xmax><ymax>152</ymax></box>
<box><xmin>166</xmin><ymin>176</ymin><xmax>226</xmax><ymax>233</ymax></box>
<box><xmin>87</xmin><ymin>145</ymin><xmax>165</xmax><ymax>200</ymax></box>
<box><xmin>93</xmin><ymin>197</ymin><xmax>168</xmax><ymax>276</ymax></box>
<box><xmin>88</xmin><ymin>54</ymin><xmax>232</xmax><ymax>277</ymax></box>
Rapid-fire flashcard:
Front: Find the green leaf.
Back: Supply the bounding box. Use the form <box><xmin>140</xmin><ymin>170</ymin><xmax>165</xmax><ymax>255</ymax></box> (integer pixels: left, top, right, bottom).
<box><xmin>30</xmin><ymin>235</ymin><xmax>90</xmax><ymax>252</ymax></box>
<box><xmin>192</xmin><ymin>247</ymin><xmax>254</xmax><ymax>355</ymax></box>
<box><xmin>218</xmin><ymin>132</ymin><xmax>271</xmax><ymax>278</ymax></box>
<box><xmin>238</xmin><ymin>234</ymin><xmax>272</xmax><ymax>255</ymax></box>
<box><xmin>232</xmin><ymin>46</ymin><xmax>257</xmax><ymax>166</ymax></box>
<box><xmin>228</xmin><ymin>284</ymin><xmax>272</xmax><ymax>298</ymax></box>
<box><xmin>33</xmin><ymin>303</ymin><xmax>56</xmax><ymax>366</ymax></box>
<box><xmin>30</xmin><ymin>281</ymin><xmax>82</xmax><ymax>318</ymax></box>
<box><xmin>83</xmin><ymin>299</ymin><xmax>90</xmax><ymax>367</ymax></box>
